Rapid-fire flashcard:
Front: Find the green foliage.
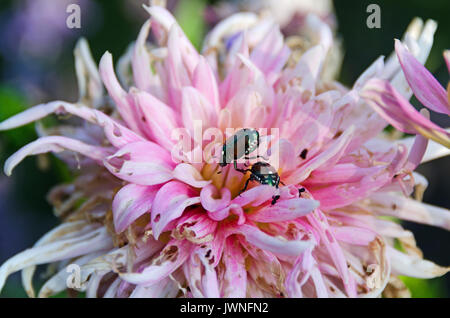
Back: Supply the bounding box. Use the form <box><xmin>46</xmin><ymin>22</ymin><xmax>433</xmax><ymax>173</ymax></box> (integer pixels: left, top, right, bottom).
<box><xmin>400</xmin><ymin>276</ymin><xmax>448</xmax><ymax>298</ymax></box>
<box><xmin>174</xmin><ymin>0</ymin><xmax>207</xmax><ymax>50</ymax></box>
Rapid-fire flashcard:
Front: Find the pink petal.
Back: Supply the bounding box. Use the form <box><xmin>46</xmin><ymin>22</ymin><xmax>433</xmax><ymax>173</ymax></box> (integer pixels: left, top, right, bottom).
<box><xmin>231</xmin><ymin>185</ymin><xmax>277</xmax><ymax>207</ymax></box>
<box><xmin>221</xmin><ymin>237</ymin><xmax>247</xmax><ymax>298</ymax></box>
<box><xmin>395</xmin><ymin>40</ymin><xmax>450</xmax><ymax>115</ymax></box>
<box><xmin>0</xmin><ymin>101</ymin><xmax>144</xmax><ymax>148</ymax></box>
<box><xmin>132</xmin><ymin>20</ymin><xmax>158</xmax><ymax>93</ymax></box>
<box><xmin>151</xmin><ymin>181</ymin><xmax>201</xmax><ymax>239</ymax></box>
<box><xmin>104</xmin><ymin>141</ymin><xmax>175</xmax><ymax>186</ymax></box>
<box><xmin>331</xmin><ymin>226</ymin><xmax>377</xmax><ymax>246</ymax></box>
<box><xmin>112</xmin><ymin>184</ymin><xmax>160</xmax><ymax>233</ymax></box>
<box><xmin>181</xmin><ymin>86</ymin><xmax>218</xmax><ymax>134</ymax></box>
<box><xmin>173</xmin><ymin>163</ymin><xmax>211</xmax><ymax>188</ymax></box>
<box><xmin>99</xmin><ymin>52</ymin><xmax>144</xmax><ymax>134</ymax></box>
<box><xmin>200</xmin><ymin>184</ymin><xmax>231</xmax><ymax>212</ymax></box>
<box><xmin>235</xmin><ymin>224</ymin><xmax>313</xmax><ymax>256</ymax></box>
<box><xmin>134</xmin><ymin>90</ymin><xmax>179</xmax><ymax>151</ymax></box>
<box><xmin>307</xmin><ymin>211</ymin><xmax>357</xmax><ymax>297</ymax></box>
<box><xmin>4</xmin><ymin>136</ymin><xmax>112</xmax><ymax>176</ymax></box>
<box><xmin>192</xmin><ymin>56</ymin><xmax>220</xmax><ymax>114</ymax></box>
<box><xmin>173</xmin><ymin>210</ymin><xmax>217</xmax><ymax>243</ymax></box>
<box><xmin>248</xmin><ymin>198</ymin><xmax>319</xmax><ymax>223</ymax></box>
<box><xmin>361</xmin><ymin>78</ymin><xmax>450</xmax><ymax>147</ymax></box>
<box><xmin>120</xmin><ymin>239</ymin><xmax>191</xmax><ymax>285</ymax></box>
<box><xmin>285</xmin><ymin>126</ymin><xmax>355</xmax><ymax>184</ymax></box>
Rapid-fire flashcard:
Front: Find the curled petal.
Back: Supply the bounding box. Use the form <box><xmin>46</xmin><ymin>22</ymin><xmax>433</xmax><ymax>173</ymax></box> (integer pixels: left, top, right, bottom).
<box><xmin>112</xmin><ymin>184</ymin><xmax>159</xmax><ymax>233</ymax></box>
<box><xmin>388</xmin><ymin>247</ymin><xmax>449</xmax><ymax>278</ymax></box>
<box><xmin>200</xmin><ymin>184</ymin><xmax>231</xmax><ymax>212</ymax></box>
<box><xmin>99</xmin><ymin>52</ymin><xmax>143</xmax><ymax>134</ymax></box>
<box><xmin>173</xmin><ymin>163</ymin><xmax>211</xmax><ymax>188</ymax></box>
<box><xmin>104</xmin><ymin>141</ymin><xmax>175</xmax><ymax>186</ymax></box>
<box><xmin>151</xmin><ymin>181</ymin><xmax>201</xmax><ymax>239</ymax></box>
<box><xmin>0</xmin><ymin>227</ymin><xmax>113</xmax><ymax>292</ymax></box>
<box><xmin>120</xmin><ymin>239</ymin><xmax>191</xmax><ymax>285</ymax></box>
<box><xmin>395</xmin><ymin>40</ymin><xmax>450</xmax><ymax>115</ymax></box>
<box><xmin>369</xmin><ymin>192</ymin><xmax>450</xmax><ymax>231</ymax></box>
<box><xmin>4</xmin><ymin>136</ymin><xmax>112</xmax><ymax>176</ymax></box>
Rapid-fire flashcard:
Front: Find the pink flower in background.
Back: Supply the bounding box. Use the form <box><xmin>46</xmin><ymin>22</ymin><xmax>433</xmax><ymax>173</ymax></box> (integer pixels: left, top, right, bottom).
<box><xmin>0</xmin><ymin>6</ymin><xmax>449</xmax><ymax>298</ymax></box>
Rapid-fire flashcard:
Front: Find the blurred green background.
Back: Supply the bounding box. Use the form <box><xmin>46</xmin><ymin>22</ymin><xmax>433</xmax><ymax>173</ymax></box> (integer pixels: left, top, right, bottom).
<box><xmin>0</xmin><ymin>0</ymin><xmax>449</xmax><ymax>297</ymax></box>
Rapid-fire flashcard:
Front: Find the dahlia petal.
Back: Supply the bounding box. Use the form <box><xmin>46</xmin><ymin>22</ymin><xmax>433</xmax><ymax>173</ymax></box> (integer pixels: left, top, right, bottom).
<box><xmin>353</xmin><ymin>56</ymin><xmax>385</xmax><ymax>90</ymax></box>
<box><xmin>221</xmin><ymin>238</ymin><xmax>247</xmax><ymax>298</ymax></box>
<box><xmin>203</xmin><ymin>12</ymin><xmax>258</xmax><ymax>53</ymax></box>
<box><xmin>120</xmin><ymin>239</ymin><xmax>191</xmax><ymax>285</ymax></box>
<box><xmin>112</xmin><ymin>184</ymin><xmax>159</xmax><ymax>233</ymax></box>
<box><xmin>129</xmin><ymin>277</ymin><xmax>179</xmax><ymax>298</ymax></box>
<box><xmin>103</xmin><ymin>278</ymin><xmax>122</xmax><ymax>298</ymax></box>
<box><xmin>388</xmin><ymin>247</ymin><xmax>449</xmax><ymax>279</ymax></box>
<box><xmin>286</xmin><ymin>125</ymin><xmax>355</xmax><ymax>184</ymax></box>
<box><xmin>99</xmin><ymin>52</ymin><xmax>143</xmax><ymax>134</ymax></box>
<box><xmin>395</xmin><ymin>40</ymin><xmax>450</xmax><ymax>115</ymax></box>
<box><xmin>207</xmin><ymin>204</ymin><xmax>245</xmax><ymax>224</ymax></box>
<box><xmin>248</xmin><ymin>198</ymin><xmax>319</xmax><ymax>223</ymax></box>
<box><xmin>4</xmin><ymin>136</ymin><xmax>112</xmax><ymax>176</ymax></box>
<box><xmin>38</xmin><ymin>251</ymin><xmax>105</xmax><ymax>298</ymax></box>
<box><xmin>250</xmin><ymin>25</ymin><xmax>289</xmax><ymax>80</ymax></box>
<box><xmin>369</xmin><ymin>192</ymin><xmax>450</xmax><ymax>231</ymax></box>
<box><xmin>332</xmin><ymin>226</ymin><xmax>377</xmax><ymax>246</ymax></box>
<box><xmin>200</xmin><ymin>184</ymin><xmax>231</xmax><ymax>212</ymax></box>
<box><xmin>74</xmin><ymin>38</ymin><xmax>103</xmax><ymax>105</ymax></box>
<box><xmin>307</xmin><ymin>164</ymin><xmax>384</xmax><ymax>185</ymax></box>
<box><xmin>173</xmin><ymin>163</ymin><xmax>211</xmax><ymax>188</ymax></box>
<box><xmin>173</xmin><ymin>210</ymin><xmax>217</xmax><ymax>243</ymax></box>
<box><xmin>307</xmin><ymin>212</ymin><xmax>357</xmax><ymax>297</ymax></box>
<box><xmin>197</xmin><ymin>252</ymin><xmax>220</xmax><ymax>298</ymax></box>
<box><xmin>21</xmin><ymin>221</ymin><xmax>97</xmax><ymax>297</ymax></box>
<box><xmin>236</xmin><ymin>224</ymin><xmax>313</xmax><ymax>256</ymax></box>
<box><xmin>104</xmin><ymin>141</ymin><xmax>174</xmax><ymax>186</ymax></box>
<box><xmin>134</xmin><ymin>90</ymin><xmax>178</xmax><ymax>151</ymax></box>
<box><xmin>0</xmin><ymin>101</ymin><xmax>93</xmax><ymax>132</ymax></box>
<box><xmin>269</xmin><ymin>139</ymin><xmax>296</xmax><ymax>173</ymax></box>
<box><xmin>132</xmin><ymin>20</ymin><xmax>155</xmax><ymax>93</ymax></box>
<box><xmin>181</xmin><ymin>86</ymin><xmax>218</xmax><ymax>133</ymax></box>
<box><xmin>361</xmin><ymin>78</ymin><xmax>450</xmax><ymax>147</ymax></box>
<box><xmin>398</xmin><ymin>129</ymin><xmax>450</xmax><ymax>163</ymax></box>
<box><xmin>404</xmin><ymin>125</ymin><xmax>429</xmax><ymax>171</ymax></box>
<box><xmin>151</xmin><ymin>181</ymin><xmax>201</xmax><ymax>239</ymax></box>
<box><xmin>231</xmin><ymin>185</ymin><xmax>277</xmax><ymax>207</ymax></box>
<box><xmin>312</xmin><ymin>143</ymin><xmax>409</xmax><ymax>210</ymax></box>
<box><xmin>193</xmin><ymin>56</ymin><xmax>220</xmax><ymax>114</ymax></box>
<box><xmin>0</xmin><ymin>227</ymin><xmax>113</xmax><ymax>292</ymax></box>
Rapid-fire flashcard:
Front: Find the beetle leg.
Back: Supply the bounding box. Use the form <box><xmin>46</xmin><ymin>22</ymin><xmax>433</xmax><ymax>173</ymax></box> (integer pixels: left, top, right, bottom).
<box><xmin>279</xmin><ymin>180</ymin><xmax>285</xmax><ymax>186</ymax></box>
<box><xmin>238</xmin><ymin>177</ymin><xmax>252</xmax><ymax>196</ymax></box>
<box><xmin>244</xmin><ymin>155</ymin><xmax>268</xmax><ymax>161</ymax></box>
<box><xmin>271</xmin><ymin>195</ymin><xmax>280</xmax><ymax>205</ymax></box>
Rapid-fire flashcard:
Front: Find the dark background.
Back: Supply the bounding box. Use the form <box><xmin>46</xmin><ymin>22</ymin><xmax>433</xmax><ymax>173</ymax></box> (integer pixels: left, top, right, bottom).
<box><xmin>0</xmin><ymin>0</ymin><xmax>449</xmax><ymax>297</ymax></box>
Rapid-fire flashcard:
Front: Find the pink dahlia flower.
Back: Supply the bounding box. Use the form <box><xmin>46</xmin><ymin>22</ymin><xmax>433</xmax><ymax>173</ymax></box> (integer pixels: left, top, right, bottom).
<box><xmin>0</xmin><ymin>7</ymin><xmax>449</xmax><ymax>298</ymax></box>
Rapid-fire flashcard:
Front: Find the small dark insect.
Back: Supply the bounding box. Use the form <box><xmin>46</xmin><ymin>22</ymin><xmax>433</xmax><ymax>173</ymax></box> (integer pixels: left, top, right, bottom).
<box><xmin>299</xmin><ymin>148</ymin><xmax>308</xmax><ymax>160</ymax></box>
<box><xmin>218</xmin><ymin>128</ymin><xmax>265</xmax><ymax>173</ymax></box>
<box><xmin>238</xmin><ymin>161</ymin><xmax>284</xmax><ymax>205</ymax></box>
<box><xmin>298</xmin><ymin>187</ymin><xmax>306</xmax><ymax>197</ymax></box>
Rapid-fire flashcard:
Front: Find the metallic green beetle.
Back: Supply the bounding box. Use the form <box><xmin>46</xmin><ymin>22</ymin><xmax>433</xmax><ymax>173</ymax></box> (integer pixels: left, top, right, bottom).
<box><xmin>218</xmin><ymin>128</ymin><xmax>264</xmax><ymax>171</ymax></box>
<box><xmin>238</xmin><ymin>161</ymin><xmax>283</xmax><ymax>205</ymax></box>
